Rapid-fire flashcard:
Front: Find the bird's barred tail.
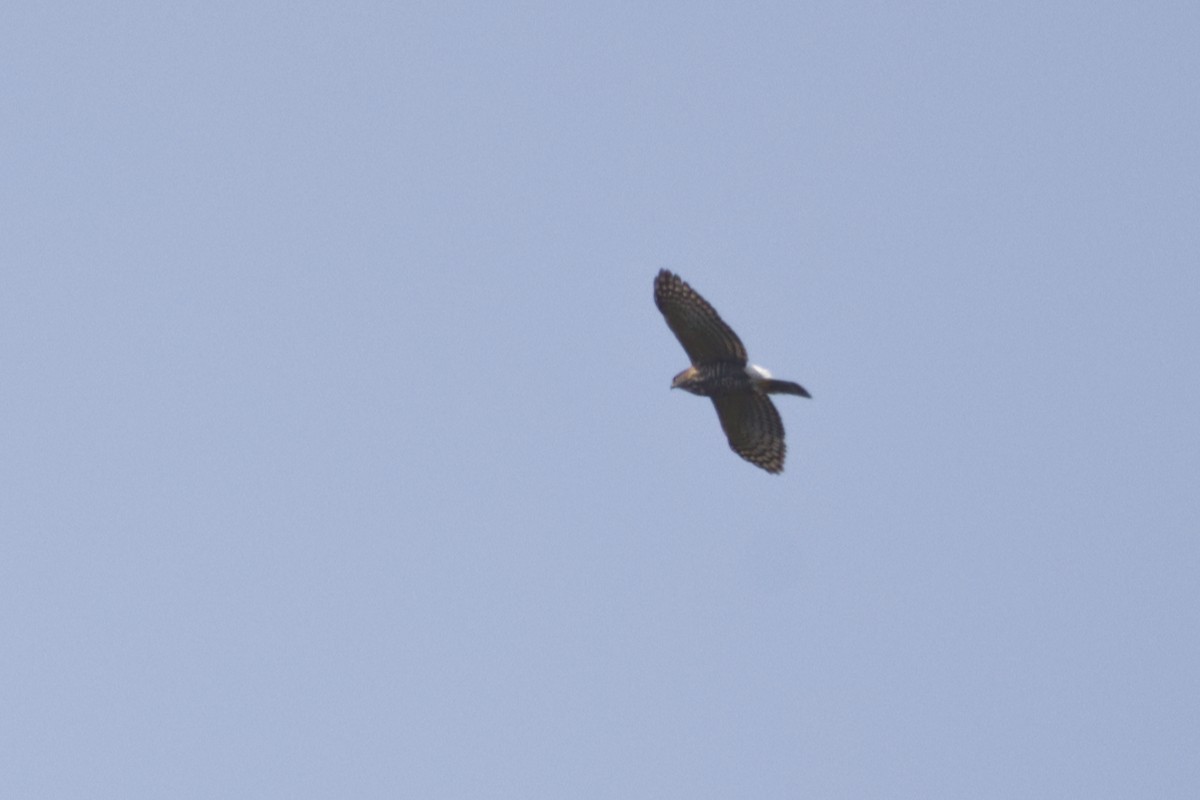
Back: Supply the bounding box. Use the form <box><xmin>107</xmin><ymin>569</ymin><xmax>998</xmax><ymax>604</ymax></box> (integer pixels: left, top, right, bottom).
<box><xmin>761</xmin><ymin>379</ymin><xmax>811</xmax><ymax>398</ymax></box>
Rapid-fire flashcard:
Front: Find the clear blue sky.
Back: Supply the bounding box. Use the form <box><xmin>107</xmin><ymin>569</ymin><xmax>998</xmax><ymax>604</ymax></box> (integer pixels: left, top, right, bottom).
<box><xmin>4</xmin><ymin>3</ymin><xmax>1198</xmax><ymax>797</ymax></box>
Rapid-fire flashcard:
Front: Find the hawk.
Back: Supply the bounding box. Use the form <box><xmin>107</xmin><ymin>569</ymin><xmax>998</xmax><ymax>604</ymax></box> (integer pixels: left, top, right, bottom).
<box><xmin>654</xmin><ymin>269</ymin><xmax>810</xmax><ymax>474</ymax></box>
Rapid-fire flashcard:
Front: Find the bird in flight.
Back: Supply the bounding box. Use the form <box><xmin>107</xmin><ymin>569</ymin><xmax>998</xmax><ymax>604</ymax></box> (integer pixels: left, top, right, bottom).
<box><xmin>654</xmin><ymin>269</ymin><xmax>810</xmax><ymax>474</ymax></box>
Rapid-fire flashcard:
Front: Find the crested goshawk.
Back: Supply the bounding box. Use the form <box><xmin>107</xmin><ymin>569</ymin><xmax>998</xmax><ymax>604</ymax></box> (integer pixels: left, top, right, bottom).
<box><xmin>654</xmin><ymin>269</ymin><xmax>810</xmax><ymax>474</ymax></box>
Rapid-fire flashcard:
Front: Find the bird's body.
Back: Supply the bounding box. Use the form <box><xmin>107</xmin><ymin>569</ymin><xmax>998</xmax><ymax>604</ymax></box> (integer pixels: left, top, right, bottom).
<box><xmin>670</xmin><ymin>362</ymin><xmax>811</xmax><ymax>398</ymax></box>
<box><xmin>654</xmin><ymin>269</ymin><xmax>810</xmax><ymax>474</ymax></box>
<box><xmin>670</xmin><ymin>361</ymin><xmax>758</xmax><ymax>396</ymax></box>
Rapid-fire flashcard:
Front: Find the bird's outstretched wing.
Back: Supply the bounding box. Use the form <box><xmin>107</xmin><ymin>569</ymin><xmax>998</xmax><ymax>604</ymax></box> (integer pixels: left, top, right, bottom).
<box><xmin>654</xmin><ymin>270</ymin><xmax>747</xmax><ymax>365</ymax></box>
<box><xmin>711</xmin><ymin>393</ymin><xmax>787</xmax><ymax>474</ymax></box>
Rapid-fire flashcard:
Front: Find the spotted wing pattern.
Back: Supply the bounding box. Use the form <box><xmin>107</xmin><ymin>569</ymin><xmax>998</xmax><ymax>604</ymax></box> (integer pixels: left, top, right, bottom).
<box><xmin>711</xmin><ymin>393</ymin><xmax>787</xmax><ymax>474</ymax></box>
<box><xmin>654</xmin><ymin>270</ymin><xmax>747</xmax><ymax>365</ymax></box>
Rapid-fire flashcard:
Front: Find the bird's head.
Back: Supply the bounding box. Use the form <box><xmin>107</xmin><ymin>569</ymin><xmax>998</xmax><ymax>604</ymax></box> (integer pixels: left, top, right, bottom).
<box><xmin>670</xmin><ymin>366</ymin><xmax>698</xmax><ymax>390</ymax></box>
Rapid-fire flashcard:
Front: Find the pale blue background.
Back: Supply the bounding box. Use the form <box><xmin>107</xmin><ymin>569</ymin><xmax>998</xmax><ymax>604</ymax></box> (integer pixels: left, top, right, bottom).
<box><xmin>4</xmin><ymin>3</ymin><xmax>1198</xmax><ymax>797</ymax></box>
